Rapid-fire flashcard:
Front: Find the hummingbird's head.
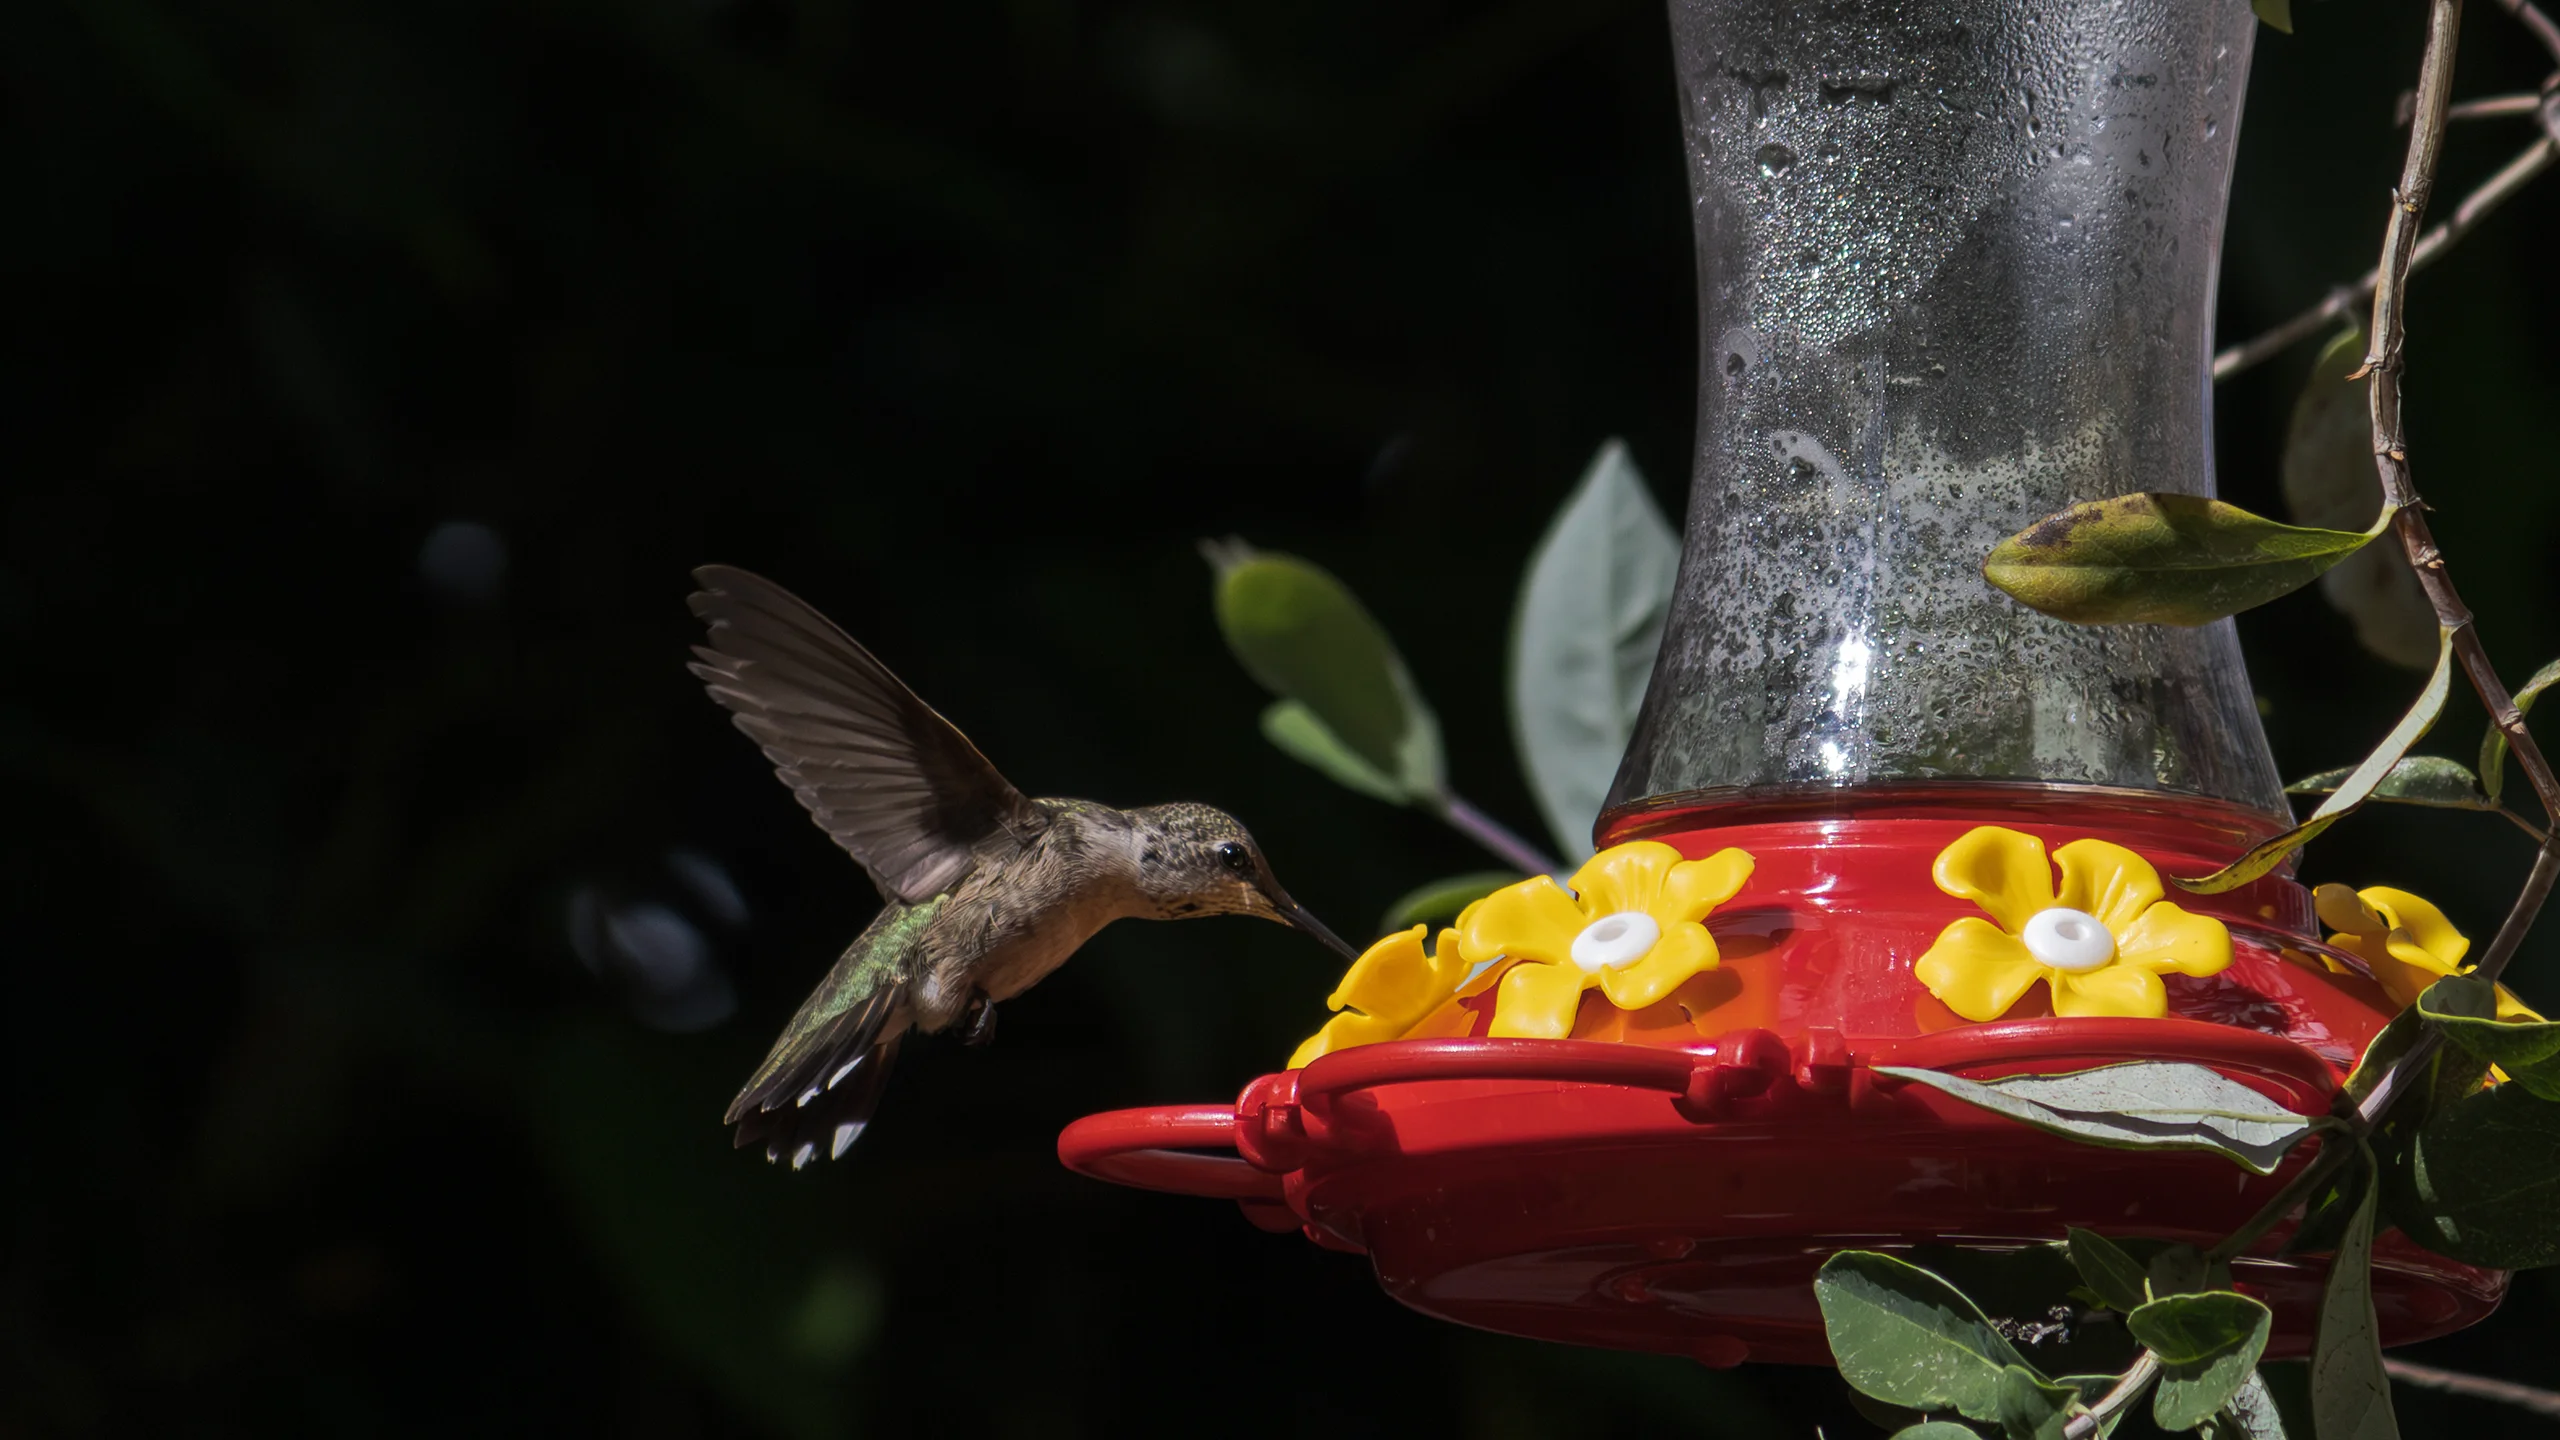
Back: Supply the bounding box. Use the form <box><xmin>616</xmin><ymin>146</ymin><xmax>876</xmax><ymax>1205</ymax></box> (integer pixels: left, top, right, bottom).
<box><xmin>1126</xmin><ymin>804</ymin><xmax>1356</xmax><ymax>959</ymax></box>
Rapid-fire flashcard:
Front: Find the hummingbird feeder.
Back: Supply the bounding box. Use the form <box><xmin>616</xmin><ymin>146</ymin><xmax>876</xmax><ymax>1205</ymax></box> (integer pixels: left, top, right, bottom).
<box><xmin>1059</xmin><ymin>0</ymin><xmax>2506</xmax><ymax>1366</ymax></box>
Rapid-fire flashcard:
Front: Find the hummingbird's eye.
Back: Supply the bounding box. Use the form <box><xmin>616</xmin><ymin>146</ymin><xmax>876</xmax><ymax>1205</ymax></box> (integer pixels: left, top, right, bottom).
<box><xmin>1217</xmin><ymin>841</ymin><xmax>1254</xmax><ymax>877</ymax></box>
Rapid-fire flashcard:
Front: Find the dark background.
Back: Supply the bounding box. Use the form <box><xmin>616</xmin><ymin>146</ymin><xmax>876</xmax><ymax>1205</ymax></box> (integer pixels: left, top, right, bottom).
<box><xmin>8</xmin><ymin>0</ymin><xmax>2560</xmax><ymax>1435</ymax></box>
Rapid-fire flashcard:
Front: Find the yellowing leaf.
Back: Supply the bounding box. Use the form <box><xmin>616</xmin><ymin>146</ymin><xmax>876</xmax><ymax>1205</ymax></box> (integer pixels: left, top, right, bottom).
<box><xmin>2176</xmin><ymin>628</ymin><xmax>2455</xmax><ymax>893</ymax></box>
<box><xmin>2283</xmin><ymin>756</ymin><xmax>2489</xmax><ymax>812</ymax></box>
<box><xmin>1984</xmin><ymin>493</ymin><xmax>2388</xmax><ymax>627</ymax></box>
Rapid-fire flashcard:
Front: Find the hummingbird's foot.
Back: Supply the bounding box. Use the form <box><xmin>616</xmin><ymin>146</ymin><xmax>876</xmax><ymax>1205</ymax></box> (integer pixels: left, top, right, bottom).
<box><xmin>961</xmin><ymin>993</ymin><xmax>999</xmax><ymax>1047</ymax></box>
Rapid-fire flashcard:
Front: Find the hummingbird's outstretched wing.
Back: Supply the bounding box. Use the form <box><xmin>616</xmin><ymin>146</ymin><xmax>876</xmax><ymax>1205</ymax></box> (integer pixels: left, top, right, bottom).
<box><xmin>688</xmin><ymin>565</ymin><xmax>1048</xmax><ymax>903</ymax></box>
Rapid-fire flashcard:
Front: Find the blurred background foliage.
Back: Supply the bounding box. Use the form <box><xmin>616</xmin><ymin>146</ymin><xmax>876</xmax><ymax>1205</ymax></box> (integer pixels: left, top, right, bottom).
<box><xmin>5</xmin><ymin>0</ymin><xmax>2559</xmax><ymax>1434</ymax></box>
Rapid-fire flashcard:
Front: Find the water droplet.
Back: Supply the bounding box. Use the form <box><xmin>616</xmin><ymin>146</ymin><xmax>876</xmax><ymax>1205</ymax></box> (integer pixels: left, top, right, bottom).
<box><xmin>1756</xmin><ymin>143</ymin><xmax>1796</xmax><ymax>176</ymax></box>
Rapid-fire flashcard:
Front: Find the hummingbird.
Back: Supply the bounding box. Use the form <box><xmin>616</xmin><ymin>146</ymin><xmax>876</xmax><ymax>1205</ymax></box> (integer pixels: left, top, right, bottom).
<box><xmin>687</xmin><ymin>565</ymin><xmax>1356</xmax><ymax>1169</ymax></box>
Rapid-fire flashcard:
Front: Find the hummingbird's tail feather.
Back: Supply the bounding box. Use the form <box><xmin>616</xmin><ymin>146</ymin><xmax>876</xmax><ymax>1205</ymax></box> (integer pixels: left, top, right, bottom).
<box><xmin>726</xmin><ymin>983</ymin><xmax>905</xmax><ymax>1168</ymax></box>
<box><xmin>733</xmin><ymin>1036</ymin><xmax>901</xmax><ymax>1169</ymax></box>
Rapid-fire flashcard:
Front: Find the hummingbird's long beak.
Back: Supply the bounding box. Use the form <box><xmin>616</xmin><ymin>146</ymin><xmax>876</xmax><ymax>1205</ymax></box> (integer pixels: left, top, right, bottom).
<box><xmin>1271</xmin><ymin>893</ymin><xmax>1358</xmax><ymax>960</ymax></box>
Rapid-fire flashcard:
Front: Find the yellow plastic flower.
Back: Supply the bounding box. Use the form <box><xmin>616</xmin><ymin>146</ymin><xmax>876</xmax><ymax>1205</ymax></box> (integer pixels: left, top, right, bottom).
<box><xmin>1288</xmin><ymin>925</ymin><xmax>1474</xmax><ymax>1069</ymax></box>
<box><xmin>2313</xmin><ymin>884</ymin><xmax>2542</xmax><ymax>1022</ymax></box>
<box><xmin>1454</xmin><ymin>840</ymin><xmax>1755</xmax><ymax>1039</ymax></box>
<box><xmin>1913</xmin><ymin>826</ymin><xmax>2232</xmax><ymax>1021</ymax></box>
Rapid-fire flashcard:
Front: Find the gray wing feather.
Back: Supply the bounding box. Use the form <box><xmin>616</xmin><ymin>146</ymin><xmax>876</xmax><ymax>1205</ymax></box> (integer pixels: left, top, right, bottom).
<box><xmin>688</xmin><ymin>564</ymin><xmax>1046</xmax><ymax>902</ymax></box>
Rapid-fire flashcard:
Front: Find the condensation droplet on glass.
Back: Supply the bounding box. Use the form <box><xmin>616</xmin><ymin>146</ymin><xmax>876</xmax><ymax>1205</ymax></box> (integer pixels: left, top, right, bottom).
<box><xmin>1757</xmin><ymin>143</ymin><xmax>1796</xmax><ymax>176</ymax></box>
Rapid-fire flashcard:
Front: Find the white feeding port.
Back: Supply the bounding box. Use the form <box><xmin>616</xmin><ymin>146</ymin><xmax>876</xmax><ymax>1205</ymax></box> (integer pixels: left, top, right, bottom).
<box><xmin>2022</xmin><ymin>906</ymin><xmax>2116</xmax><ymax>972</ymax></box>
<box><xmin>1572</xmin><ymin>912</ymin><xmax>1662</xmax><ymax>972</ymax></box>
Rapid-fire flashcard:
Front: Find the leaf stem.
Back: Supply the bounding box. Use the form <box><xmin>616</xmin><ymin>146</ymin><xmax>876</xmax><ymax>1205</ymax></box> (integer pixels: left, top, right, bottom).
<box><xmin>2062</xmin><ymin>1352</ymin><xmax>2162</xmax><ymax>1440</ymax></box>
<box><xmin>1432</xmin><ymin>793</ymin><xmax>1563</xmax><ymax>877</ymax></box>
<box><xmin>2496</xmin><ymin>807</ymin><xmax>2554</xmax><ymax>847</ymax></box>
<box><xmin>2206</xmin><ymin>1131</ymin><xmax>2356</xmax><ymax>1264</ymax></box>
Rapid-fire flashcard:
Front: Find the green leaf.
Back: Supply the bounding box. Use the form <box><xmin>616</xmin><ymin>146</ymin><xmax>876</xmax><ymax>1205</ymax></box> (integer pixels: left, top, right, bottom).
<box><xmin>1815</xmin><ymin>1251</ymin><xmax>2030</xmax><ymax>1422</ymax></box>
<box><xmin>2309</xmin><ymin>1165</ymin><xmax>2398</xmax><ymax>1440</ymax></box>
<box><xmin>1995</xmin><ymin>1365</ymin><xmax>2084</xmax><ymax>1440</ymax></box>
<box><xmin>2173</xmin><ymin>626</ymin><xmax>2455</xmax><ymax>893</ymax></box>
<box><xmin>2340</xmin><ymin>984</ymin><xmax>2487</xmax><ymax>1232</ymax></box>
<box><xmin>1851</xmin><ymin>1390</ymin><xmax>1932</xmax><ymax>1435</ymax></box>
<box><xmin>1983</xmin><ymin>493</ymin><xmax>2386</xmax><ymax>627</ymax></box>
<box><xmin>1508</xmin><ymin>439</ymin><xmax>1678</xmax><ymax>862</ymax></box>
<box><xmin>1259</xmin><ymin>701</ymin><xmax>1406</xmax><ymax>804</ymax></box>
<box><xmin>2285</xmin><ymin>1144</ymin><xmax>2376</xmax><ymax>1258</ymax></box>
<box><xmin>2479</xmin><ymin>656</ymin><xmax>2560</xmax><ymax>807</ymax></box>
<box><xmin>2281</xmin><ymin>329</ymin><xmax>2433</xmax><ymax>669</ymax></box>
<box><xmin>1206</xmin><ymin>540</ymin><xmax>1445</xmax><ymax>799</ymax></box>
<box><xmin>1379</xmin><ymin>871</ymin><xmax>1521</xmax><ymax>932</ymax></box>
<box><xmin>1902</xmin><ymin>1244</ymin><xmax>2145</xmax><ymax>1379</ymax></box>
<box><xmin>1892</xmin><ymin>1426</ymin><xmax>1986</xmax><ymax>1440</ymax></box>
<box><xmin>2387</xmin><ymin>1081</ymin><xmax>2560</xmax><ymax>1268</ymax></box>
<box><xmin>2251</xmin><ymin>0</ymin><xmax>2294</xmax><ymax>31</ymax></box>
<box><xmin>2142</xmin><ymin>1243</ymin><xmax>2226</xmax><ymax>1299</ymax></box>
<box><xmin>2417</xmin><ymin>975</ymin><xmax>2560</xmax><ymax>1097</ymax></box>
<box><xmin>1874</xmin><ymin>1062</ymin><xmax>2322</xmax><ymax>1174</ymax></box>
<box><xmin>2063</xmin><ymin>1229</ymin><xmax>2150</xmax><ymax>1314</ymax></box>
<box><xmin>2057</xmin><ymin>1377</ymin><xmax>2128</xmax><ymax>1438</ymax></box>
<box><xmin>2217</xmin><ymin>1370</ymin><xmax>2292</xmax><ymax>1440</ymax></box>
<box><xmin>2344</xmin><ymin>1004</ymin><xmax>2427</xmax><ymax>1109</ymax></box>
<box><xmin>2128</xmin><ymin>1292</ymin><xmax>2273</xmax><ymax>1430</ymax></box>
<box><xmin>2283</xmin><ymin>756</ymin><xmax>2490</xmax><ymax>812</ymax></box>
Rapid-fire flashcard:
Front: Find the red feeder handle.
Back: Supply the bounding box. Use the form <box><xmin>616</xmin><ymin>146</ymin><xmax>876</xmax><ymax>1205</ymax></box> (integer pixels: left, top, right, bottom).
<box><xmin>1056</xmin><ymin>1104</ymin><xmax>1281</xmax><ymax>1201</ymax></box>
<box><xmin>1060</xmin><ymin>1022</ymin><xmax>2347</xmax><ymax>1201</ymax></box>
<box><xmin>1294</xmin><ymin>1037</ymin><xmax>1702</xmax><ymax>1107</ymax></box>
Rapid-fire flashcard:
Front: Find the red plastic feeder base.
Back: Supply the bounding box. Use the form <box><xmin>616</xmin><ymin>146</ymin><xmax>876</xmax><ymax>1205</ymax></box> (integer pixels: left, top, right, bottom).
<box><xmin>1058</xmin><ymin>794</ymin><xmax>2509</xmax><ymax>1365</ymax></box>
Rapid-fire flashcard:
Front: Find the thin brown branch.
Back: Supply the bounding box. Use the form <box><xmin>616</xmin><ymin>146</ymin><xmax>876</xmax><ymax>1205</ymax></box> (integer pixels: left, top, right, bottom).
<box><xmin>2473</xmin><ymin>842</ymin><xmax>2560</xmax><ymax>988</ymax></box>
<box><xmin>2490</xmin><ymin>0</ymin><xmax>2560</xmax><ymax>63</ymax></box>
<box><xmin>2401</xmin><ymin>91</ymin><xmax>2550</xmax><ymax>123</ymax></box>
<box><xmin>2361</xmin><ymin>0</ymin><xmax>2468</xmax><ymax>386</ymax></box>
<box><xmin>2363</xmin><ymin>0</ymin><xmax>2560</xmax><ymax>840</ymax></box>
<box><xmin>2212</xmin><ymin>134</ymin><xmax>2555</xmax><ymax>381</ymax></box>
<box><xmin>2200</xmin><ymin>0</ymin><xmax>2554</xmax><ymax>1303</ymax></box>
<box><xmin>2385</xmin><ymin>1357</ymin><xmax>2560</xmax><ymax>1417</ymax></box>
<box><xmin>2452</xmin><ymin>92</ymin><xmax>2550</xmax><ymax>119</ymax></box>
<box><xmin>2216</xmin><ymin>0</ymin><xmax>2560</xmax><ymax>386</ymax></box>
